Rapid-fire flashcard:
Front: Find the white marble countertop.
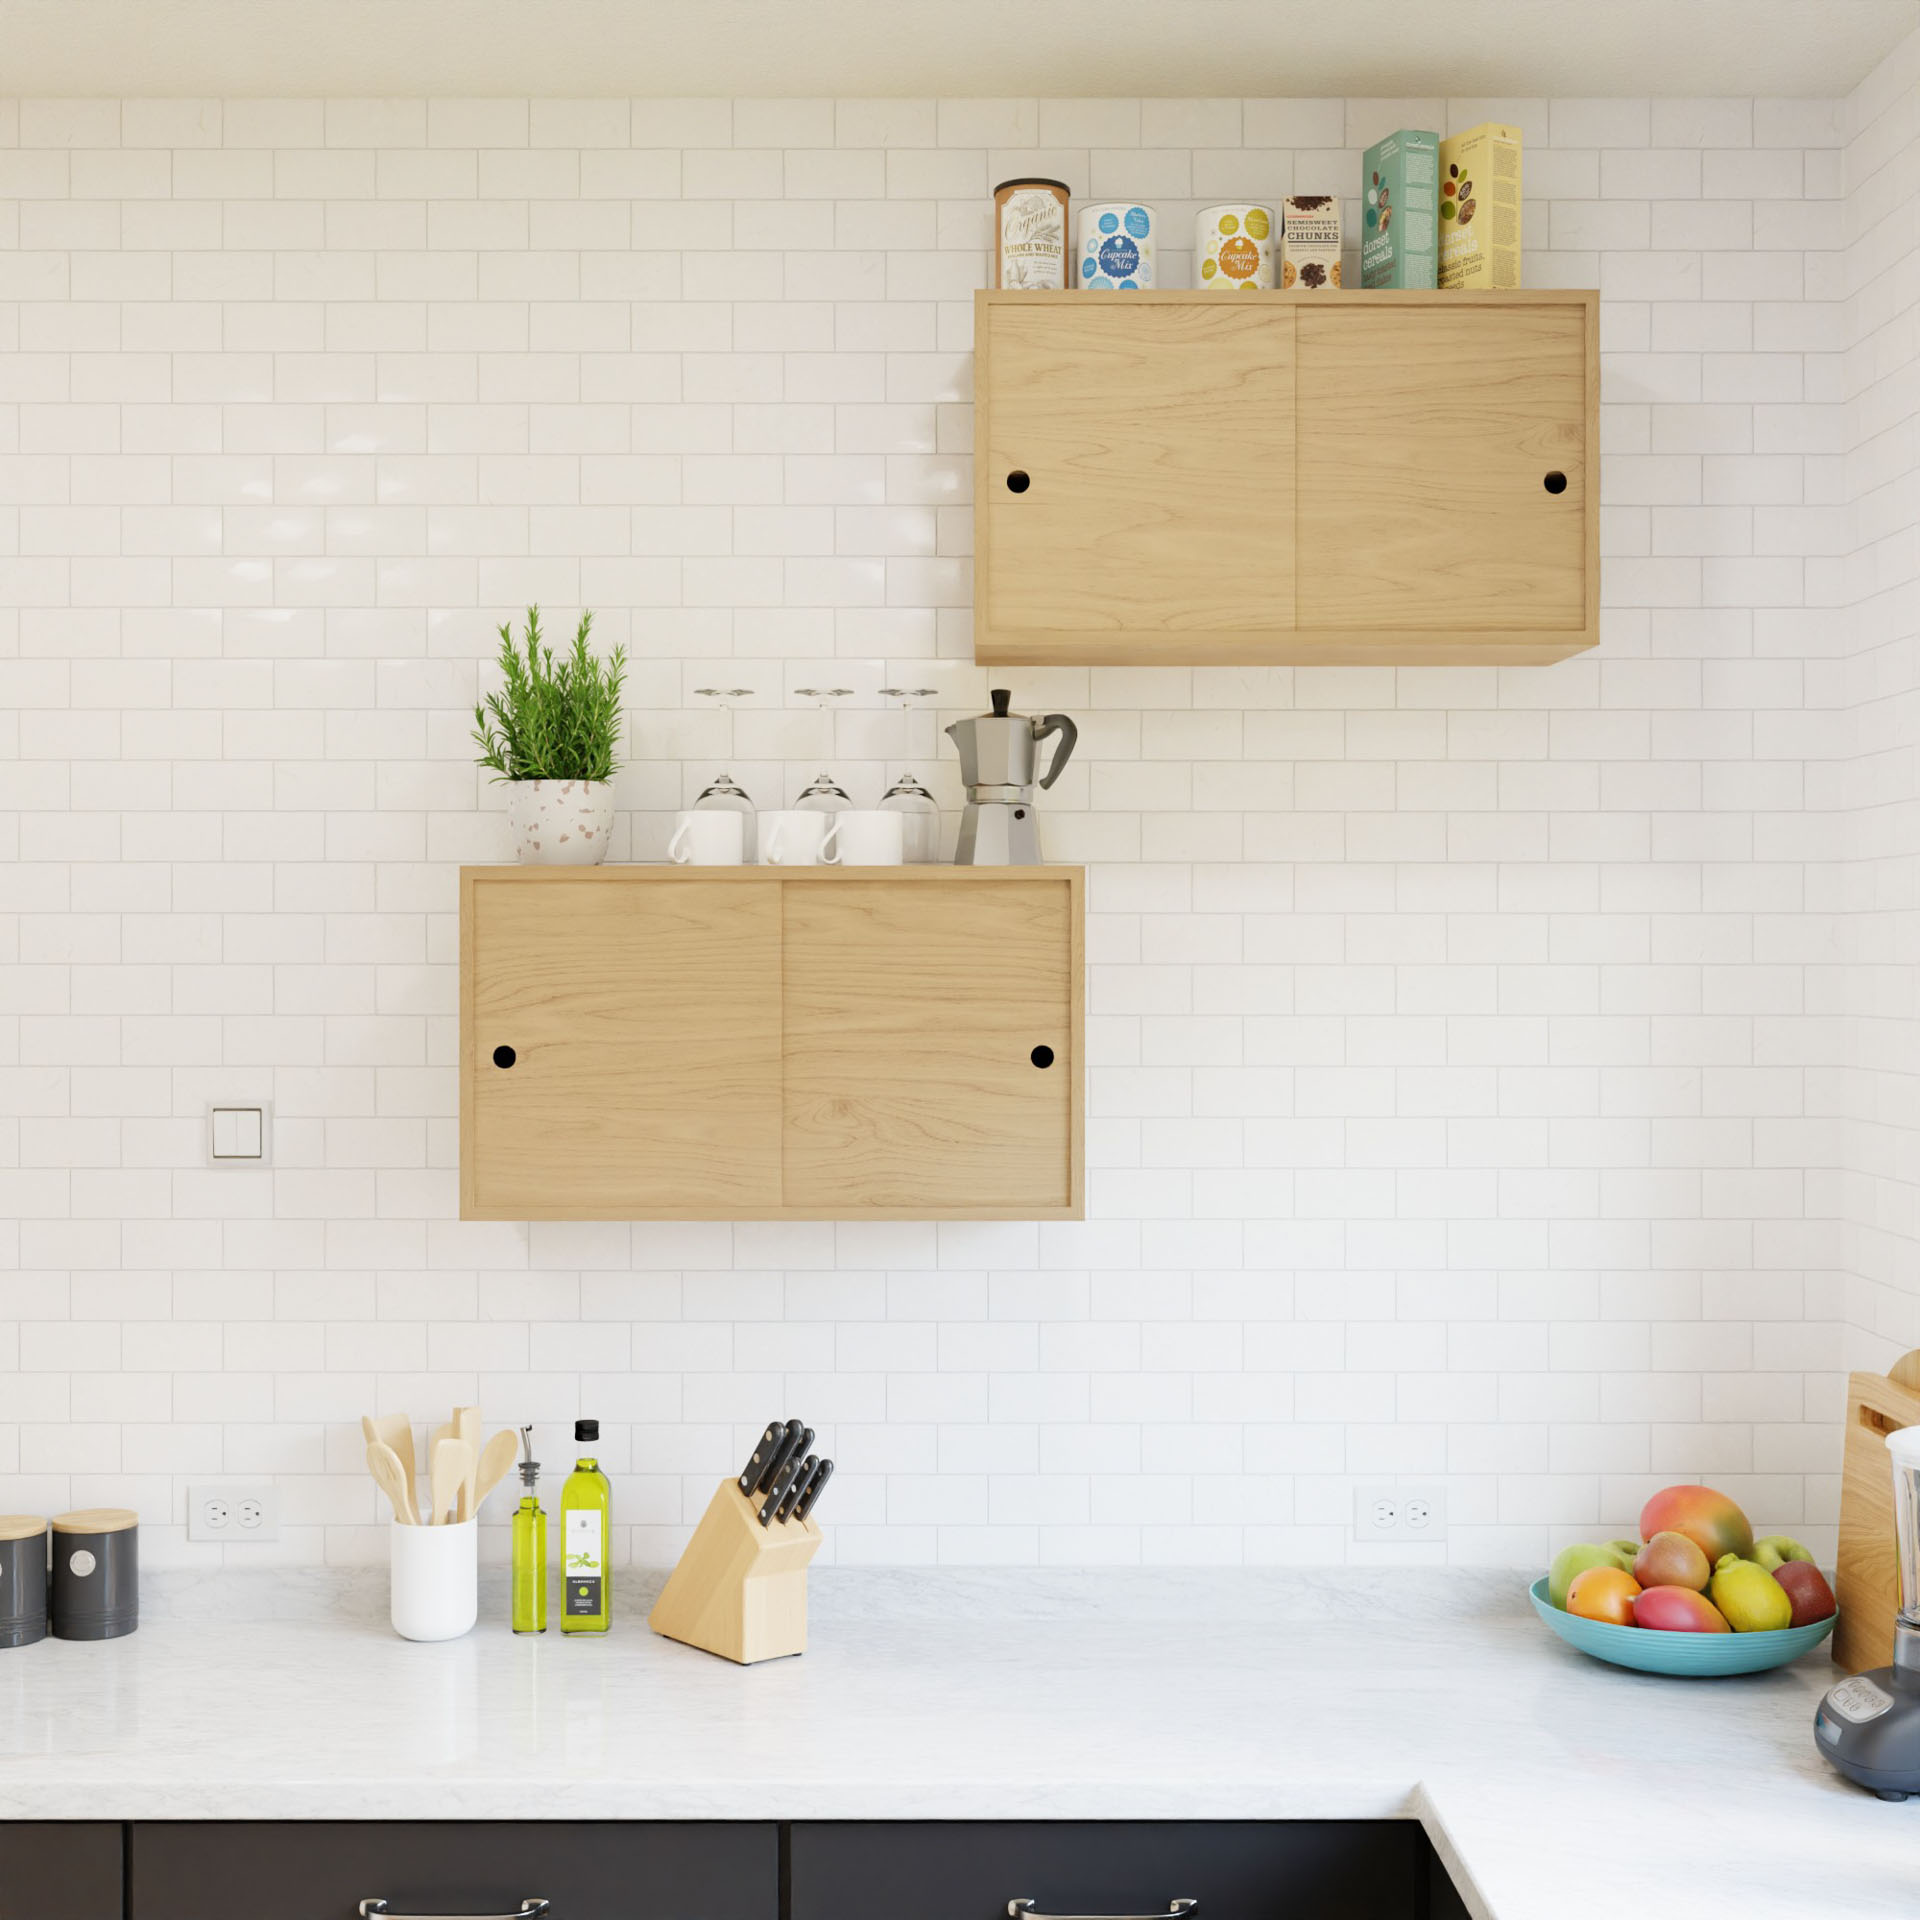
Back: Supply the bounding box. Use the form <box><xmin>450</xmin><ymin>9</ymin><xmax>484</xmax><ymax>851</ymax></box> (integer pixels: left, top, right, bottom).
<box><xmin>0</xmin><ymin>1568</ymin><xmax>1907</xmax><ymax>1920</ymax></box>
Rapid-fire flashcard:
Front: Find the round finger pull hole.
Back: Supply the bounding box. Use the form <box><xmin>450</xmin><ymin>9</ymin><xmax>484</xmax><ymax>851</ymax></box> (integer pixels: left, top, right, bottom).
<box><xmin>1006</xmin><ymin>470</ymin><xmax>1031</xmax><ymax>493</ymax></box>
<box><xmin>1030</xmin><ymin>1045</ymin><xmax>1055</xmax><ymax>1069</ymax></box>
<box><xmin>1543</xmin><ymin>470</ymin><xmax>1568</xmax><ymax>495</ymax></box>
<box><xmin>492</xmin><ymin>1045</ymin><xmax>517</xmax><ymax>1069</ymax></box>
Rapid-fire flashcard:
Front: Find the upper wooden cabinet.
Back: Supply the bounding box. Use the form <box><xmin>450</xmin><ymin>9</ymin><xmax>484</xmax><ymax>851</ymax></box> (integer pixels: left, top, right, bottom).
<box><xmin>974</xmin><ymin>288</ymin><xmax>1597</xmax><ymax>667</ymax></box>
<box><xmin>462</xmin><ymin>866</ymin><xmax>1083</xmax><ymax>1221</ymax></box>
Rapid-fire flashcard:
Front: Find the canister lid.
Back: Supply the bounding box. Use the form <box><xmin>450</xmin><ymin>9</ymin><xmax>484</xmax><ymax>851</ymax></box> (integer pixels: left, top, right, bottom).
<box><xmin>51</xmin><ymin>1508</ymin><xmax>138</xmax><ymax>1535</ymax></box>
<box><xmin>994</xmin><ymin>177</ymin><xmax>1070</xmax><ymax>197</ymax></box>
<box><xmin>0</xmin><ymin>1515</ymin><xmax>48</xmax><ymax>1541</ymax></box>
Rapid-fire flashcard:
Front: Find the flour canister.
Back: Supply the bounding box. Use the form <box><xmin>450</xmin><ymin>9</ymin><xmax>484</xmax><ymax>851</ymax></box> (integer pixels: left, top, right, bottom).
<box><xmin>994</xmin><ymin>178</ymin><xmax>1070</xmax><ymax>289</ymax></box>
<box><xmin>50</xmin><ymin>1508</ymin><xmax>137</xmax><ymax>1641</ymax></box>
<box><xmin>0</xmin><ymin>1517</ymin><xmax>48</xmax><ymax>1649</ymax></box>
<box><xmin>1077</xmin><ymin>202</ymin><xmax>1155</xmax><ymax>289</ymax></box>
<box><xmin>1195</xmin><ymin>204</ymin><xmax>1275</xmax><ymax>291</ymax></box>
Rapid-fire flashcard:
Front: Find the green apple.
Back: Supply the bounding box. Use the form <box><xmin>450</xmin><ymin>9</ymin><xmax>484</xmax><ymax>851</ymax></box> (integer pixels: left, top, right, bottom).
<box><xmin>1752</xmin><ymin>1534</ymin><xmax>1815</xmax><ymax>1571</ymax></box>
<box><xmin>1549</xmin><ymin>1540</ymin><xmax>1638</xmax><ymax>1611</ymax></box>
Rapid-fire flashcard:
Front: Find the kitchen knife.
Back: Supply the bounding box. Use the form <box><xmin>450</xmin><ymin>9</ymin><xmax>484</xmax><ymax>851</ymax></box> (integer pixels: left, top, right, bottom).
<box><xmin>792</xmin><ymin>1457</ymin><xmax>833</xmax><ymax>1523</ymax></box>
<box><xmin>756</xmin><ymin>1417</ymin><xmax>806</xmax><ymax>1496</ymax></box>
<box><xmin>737</xmin><ymin>1421</ymin><xmax>785</xmax><ymax>1497</ymax></box>
<box><xmin>775</xmin><ymin>1454</ymin><xmax>819</xmax><ymax>1523</ymax></box>
<box><xmin>758</xmin><ymin>1428</ymin><xmax>813</xmax><ymax>1526</ymax></box>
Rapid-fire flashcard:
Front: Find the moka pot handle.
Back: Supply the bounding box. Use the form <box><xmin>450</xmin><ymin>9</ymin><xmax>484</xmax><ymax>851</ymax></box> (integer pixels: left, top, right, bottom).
<box><xmin>1032</xmin><ymin>713</ymin><xmax>1078</xmax><ymax>790</ymax></box>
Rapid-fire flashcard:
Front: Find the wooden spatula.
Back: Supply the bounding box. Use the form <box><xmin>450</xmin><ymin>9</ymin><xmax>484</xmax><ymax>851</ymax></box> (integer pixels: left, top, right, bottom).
<box><xmin>430</xmin><ymin>1437</ymin><xmax>474</xmax><ymax>1527</ymax></box>
<box><xmin>454</xmin><ymin>1406</ymin><xmax>482</xmax><ymax>1521</ymax></box>
<box><xmin>361</xmin><ymin>1414</ymin><xmax>418</xmax><ymax>1524</ymax></box>
<box><xmin>366</xmin><ymin>1440</ymin><xmax>416</xmax><ymax>1525</ymax></box>
<box><xmin>471</xmin><ymin>1428</ymin><xmax>520</xmax><ymax>1516</ymax></box>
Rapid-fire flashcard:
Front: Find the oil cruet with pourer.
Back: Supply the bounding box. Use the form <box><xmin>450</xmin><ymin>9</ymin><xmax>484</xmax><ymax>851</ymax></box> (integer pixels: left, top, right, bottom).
<box><xmin>943</xmin><ymin>689</ymin><xmax>1077</xmax><ymax>865</ymax></box>
<box><xmin>1817</xmin><ymin>1427</ymin><xmax>1920</xmax><ymax>1797</ymax></box>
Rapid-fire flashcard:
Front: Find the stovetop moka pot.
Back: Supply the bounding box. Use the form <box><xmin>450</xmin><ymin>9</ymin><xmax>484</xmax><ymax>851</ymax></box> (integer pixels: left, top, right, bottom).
<box><xmin>944</xmin><ymin>689</ymin><xmax>1078</xmax><ymax>865</ymax></box>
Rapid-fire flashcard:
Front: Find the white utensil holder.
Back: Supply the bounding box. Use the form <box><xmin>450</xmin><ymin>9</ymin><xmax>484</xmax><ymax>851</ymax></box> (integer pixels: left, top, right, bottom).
<box><xmin>389</xmin><ymin>1517</ymin><xmax>477</xmax><ymax>1642</ymax></box>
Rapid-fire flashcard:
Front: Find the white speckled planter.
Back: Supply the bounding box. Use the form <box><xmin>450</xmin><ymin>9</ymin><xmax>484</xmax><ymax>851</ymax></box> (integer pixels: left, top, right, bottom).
<box><xmin>503</xmin><ymin>779</ymin><xmax>615</xmax><ymax>865</ymax></box>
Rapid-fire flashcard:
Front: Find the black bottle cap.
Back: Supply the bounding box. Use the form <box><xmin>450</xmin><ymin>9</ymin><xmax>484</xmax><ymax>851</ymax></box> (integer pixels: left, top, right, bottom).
<box><xmin>575</xmin><ymin>1418</ymin><xmax>599</xmax><ymax>1443</ymax></box>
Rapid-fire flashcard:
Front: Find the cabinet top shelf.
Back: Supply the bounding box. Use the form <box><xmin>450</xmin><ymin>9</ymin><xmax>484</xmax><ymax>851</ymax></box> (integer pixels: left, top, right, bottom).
<box><xmin>976</xmin><ymin>287</ymin><xmax>1596</xmax><ymax>309</ymax></box>
<box><xmin>461</xmin><ymin>864</ymin><xmax>1082</xmax><ymax>884</ymax></box>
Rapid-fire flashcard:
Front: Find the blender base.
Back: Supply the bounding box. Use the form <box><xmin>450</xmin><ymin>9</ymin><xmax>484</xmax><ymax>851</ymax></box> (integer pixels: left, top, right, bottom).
<box><xmin>1816</xmin><ymin>1664</ymin><xmax>1920</xmax><ymax>1799</ymax></box>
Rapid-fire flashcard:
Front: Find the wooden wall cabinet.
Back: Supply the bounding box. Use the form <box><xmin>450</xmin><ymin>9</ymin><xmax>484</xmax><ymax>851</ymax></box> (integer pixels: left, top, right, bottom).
<box><xmin>461</xmin><ymin>865</ymin><xmax>1084</xmax><ymax>1221</ymax></box>
<box><xmin>974</xmin><ymin>287</ymin><xmax>1598</xmax><ymax>667</ymax></box>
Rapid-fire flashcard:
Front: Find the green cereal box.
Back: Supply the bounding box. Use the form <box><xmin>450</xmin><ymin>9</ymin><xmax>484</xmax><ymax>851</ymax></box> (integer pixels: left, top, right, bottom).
<box><xmin>1438</xmin><ymin>122</ymin><xmax>1523</xmax><ymax>289</ymax></box>
<box><xmin>1360</xmin><ymin>130</ymin><xmax>1439</xmax><ymax>290</ymax></box>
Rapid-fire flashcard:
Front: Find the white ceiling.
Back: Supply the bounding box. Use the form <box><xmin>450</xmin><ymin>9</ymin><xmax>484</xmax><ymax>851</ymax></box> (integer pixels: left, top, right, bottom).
<box><xmin>0</xmin><ymin>0</ymin><xmax>1914</xmax><ymax>99</ymax></box>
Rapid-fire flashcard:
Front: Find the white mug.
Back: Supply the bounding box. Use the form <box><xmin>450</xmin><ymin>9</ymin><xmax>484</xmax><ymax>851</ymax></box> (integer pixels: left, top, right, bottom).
<box><xmin>762</xmin><ymin>810</ymin><xmax>833</xmax><ymax>866</ymax></box>
<box><xmin>821</xmin><ymin>809</ymin><xmax>905</xmax><ymax>866</ymax></box>
<box><xmin>668</xmin><ymin>809</ymin><xmax>744</xmax><ymax>866</ymax></box>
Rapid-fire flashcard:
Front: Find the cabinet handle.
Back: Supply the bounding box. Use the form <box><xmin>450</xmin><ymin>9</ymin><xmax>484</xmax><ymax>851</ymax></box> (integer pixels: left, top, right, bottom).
<box><xmin>359</xmin><ymin>1901</ymin><xmax>549</xmax><ymax>1920</ymax></box>
<box><xmin>1009</xmin><ymin>1902</ymin><xmax>1196</xmax><ymax>1920</ymax></box>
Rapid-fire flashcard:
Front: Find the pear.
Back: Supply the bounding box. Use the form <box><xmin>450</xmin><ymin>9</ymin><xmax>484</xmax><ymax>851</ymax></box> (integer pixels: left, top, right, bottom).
<box><xmin>1711</xmin><ymin>1551</ymin><xmax>1793</xmax><ymax>1632</ymax></box>
<box><xmin>1752</xmin><ymin>1534</ymin><xmax>1815</xmax><ymax>1571</ymax></box>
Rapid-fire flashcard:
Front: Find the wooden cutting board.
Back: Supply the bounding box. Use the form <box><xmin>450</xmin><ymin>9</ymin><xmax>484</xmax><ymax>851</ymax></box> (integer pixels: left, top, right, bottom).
<box><xmin>1835</xmin><ymin>1348</ymin><xmax>1920</xmax><ymax>1673</ymax></box>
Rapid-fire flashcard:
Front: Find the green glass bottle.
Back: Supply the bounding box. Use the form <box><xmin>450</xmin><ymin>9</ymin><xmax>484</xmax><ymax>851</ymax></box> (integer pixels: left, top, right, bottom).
<box><xmin>560</xmin><ymin>1417</ymin><xmax>611</xmax><ymax>1634</ymax></box>
<box><xmin>511</xmin><ymin>1426</ymin><xmax>546</xmax><ymax>1635</ymax></box>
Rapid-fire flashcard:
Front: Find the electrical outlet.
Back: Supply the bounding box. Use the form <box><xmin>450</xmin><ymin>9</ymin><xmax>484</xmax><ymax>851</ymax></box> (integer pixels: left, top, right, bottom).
<box><xmin>1353</xmin><ymin>1484</ymin><xmax>1448</xmax><ymax>1542</ymax></box>
<box><xmin>188</xmin><ymin>1482</ymin><xmax>280</xmax><ymax>1543</ymax></box>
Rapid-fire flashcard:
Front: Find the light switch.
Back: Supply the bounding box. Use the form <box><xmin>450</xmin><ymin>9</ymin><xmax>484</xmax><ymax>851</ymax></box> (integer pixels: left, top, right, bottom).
<box><xmin>210</xmin><ymin>1105</ymin><xmax>266</xmax><ymax>1162</ymax></box>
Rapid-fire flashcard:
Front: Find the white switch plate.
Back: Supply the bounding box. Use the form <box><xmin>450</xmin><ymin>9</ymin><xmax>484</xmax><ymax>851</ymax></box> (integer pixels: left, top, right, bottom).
<box><xmin>1353</xmin><ymin>1484</ymin><xmax>1448</xmax><ymax>1542</ymax></box>
<box><xmin>188</xmin><ymin>1482</ymin><xmax>280</xmax><ymax>1543</ymax></box>
<box><xmin>207</xmin><ymin>1102</ymin><xmax>270</xmax><ymax>1166</ymax></box>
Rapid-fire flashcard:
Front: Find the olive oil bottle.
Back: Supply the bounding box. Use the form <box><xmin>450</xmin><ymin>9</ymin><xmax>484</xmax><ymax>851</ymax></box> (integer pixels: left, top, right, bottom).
<box><xmin>510</xmin><ymin>1426</ymin><xmax>546</xmax><ymax>1635</ymax></box>
<box><xmin>560</xmin><ymin>1418</ymin><xmax>611</xmax><ymax>1633</ymax></box>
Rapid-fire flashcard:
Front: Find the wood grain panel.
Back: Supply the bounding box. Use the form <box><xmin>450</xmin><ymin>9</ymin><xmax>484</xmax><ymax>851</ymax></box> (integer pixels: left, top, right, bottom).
<box><xmin>782</xmin><ymin>875</ymin><xmax>1077</xmax><ymax>1213</ymax></box>
<box><xmin>1295</xmin><ymin>301</ymin><xmax>1589</xmax><ymax>634</ymax></box>
<box><xmin>1835</xmin><ymin>1354</ymin><xmax>1920</xmax><ymax>1673</ymax></box>
<box><xmin>981</xmin><ymin>297</ymin><xmax>1296</xmax><ymax>657</ymax></box>
<box><xmin>464</xmin><ymin>872</ymin><xmax>782</xmax><ymax>1217</ymax></box>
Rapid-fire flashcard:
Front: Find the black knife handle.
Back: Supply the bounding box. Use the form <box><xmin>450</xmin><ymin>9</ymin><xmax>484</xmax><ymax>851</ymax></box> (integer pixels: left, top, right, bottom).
<box><xmin>759</xmin><ymin>1441</ymin><xmax>810</xmax><ymax>1526</ymax></box>
<box><xmin>776</xmin><ymin>1454</ymin><xmax>818</xmax><ymax>1523</ymax></box>
<box><xmin>792</xmin><ymin>1457</ymin><xmax>833</xmax><ymax>1522</ymax></box>
<box><xmin>738</xmin><ymin>1421</ymin><xmax>784</xmax><ymax>1495</ymax></box>
<box><xmin>754</xmin><ymin>1418</ymin><xmax>805</xmax><ymax>1496</ymax></box>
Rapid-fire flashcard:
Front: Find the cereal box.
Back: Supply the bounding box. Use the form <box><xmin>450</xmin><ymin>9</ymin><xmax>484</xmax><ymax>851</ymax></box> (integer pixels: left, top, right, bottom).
<box><xmin>1280</xmin><ymin>195</ymin><xmax>1341</xmax><ymax>290</ymax></box>
<box><xmin>1438</xmin><ymin>122</ymin><xmax>1522</xmax><ymax>289</ymax></box>
<box><xmin>1361</xmin><ymin>130</ymin><xmax>1438</xmax><ymax>290</ymax></box>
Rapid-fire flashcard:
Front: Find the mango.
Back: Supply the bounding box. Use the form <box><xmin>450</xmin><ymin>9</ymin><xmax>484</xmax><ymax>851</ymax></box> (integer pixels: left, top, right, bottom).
<box><xmin>1711</xmin><ymin>1552</ymin><xmax>1792</xmax><ymax>1632</ymax></box>
<box><xmin>1548</xmin><ymin>1539</ymin><xmax>1638</xmax><ymax>1610</ymax></box>
<box><xmin>1633</xmin><ymin>1529</ymin><xmax>1711</xmax><ymax>1593</ymax></box>
<box><xmin>1634</xmin><ymin>1585</ymin><xmax>1731</xmax><ymax>1632</ymax></box>
<box><xmin>1752</xmin><ymin>1534</ymin><xmax>1815</xmax><ymax>1571</ymax></box>
<box><xmin>1568</xmin><ymin>1565</ymin><xmax>1641</xmax><ymax>1626</ymax></box>
<box><xmin>1640</xmin><ymin>1484</ymin><xmax>1754</xmax><ymax>1565</ymax></box>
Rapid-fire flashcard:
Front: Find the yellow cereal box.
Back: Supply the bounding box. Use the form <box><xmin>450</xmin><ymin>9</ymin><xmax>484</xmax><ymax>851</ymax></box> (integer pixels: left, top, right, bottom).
<box><xmin>1438</xmin><ymin>122</ymin><xmax>1522</xmax><ymax>289</ymax></box>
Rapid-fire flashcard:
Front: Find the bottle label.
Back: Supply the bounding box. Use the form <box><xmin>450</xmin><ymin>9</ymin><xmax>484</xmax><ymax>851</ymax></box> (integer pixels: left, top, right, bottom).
<box><xmin>564</xmin><ymin>1506</ymin><xmax>603</xmax><ymax>1617</ymax></box>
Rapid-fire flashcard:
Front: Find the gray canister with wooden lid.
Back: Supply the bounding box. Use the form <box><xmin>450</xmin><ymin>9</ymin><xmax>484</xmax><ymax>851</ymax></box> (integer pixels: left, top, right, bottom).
<box><xmin>0</xmin><ymin>1516</ymin><xmax>48</xmax><ymax>1648</ymax></box>
<box><xmin>50</xmin><ymin>1509</ymin><xmax>138</xmax><ymax>1641</ymax></box>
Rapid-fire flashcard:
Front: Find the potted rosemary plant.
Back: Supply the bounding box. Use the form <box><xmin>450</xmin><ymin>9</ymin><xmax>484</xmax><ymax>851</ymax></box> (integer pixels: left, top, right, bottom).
<box><xmin>472</xmin><ymin>607</ymin><xmax>628</xmax><ymax>865</ymax></box>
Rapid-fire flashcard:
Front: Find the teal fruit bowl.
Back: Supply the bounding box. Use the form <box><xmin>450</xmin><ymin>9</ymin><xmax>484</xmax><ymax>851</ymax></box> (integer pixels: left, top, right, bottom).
<box><xmin>1529</xmin><ymin>1577</ymin><xmax>1837</xmax><ymax>1676</ymax></box>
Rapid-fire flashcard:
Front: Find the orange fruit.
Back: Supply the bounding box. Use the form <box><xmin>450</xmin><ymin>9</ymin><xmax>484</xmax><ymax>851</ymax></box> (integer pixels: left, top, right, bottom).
<box><xmin>1567</xmin><ymin>1565</ymin><xmax>1642</xmax><ymax>1626</ymax></box>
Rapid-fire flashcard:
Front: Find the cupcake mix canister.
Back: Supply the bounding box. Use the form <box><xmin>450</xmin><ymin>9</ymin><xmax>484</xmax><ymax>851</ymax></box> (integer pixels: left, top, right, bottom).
<box><xmin>1195</xmin><ymin>204</ymin><xmax>1275</xmax><ymax>290</ymax></box>
<box><xmin>1077</xmin><ymin>202</ymin><xmax>1155</xmax><ymax>288</ymax></box>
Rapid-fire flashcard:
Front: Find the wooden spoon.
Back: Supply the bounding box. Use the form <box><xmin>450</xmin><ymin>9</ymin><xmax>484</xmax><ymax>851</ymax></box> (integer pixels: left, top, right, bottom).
<box><xmin>361</xmin><ymin>1414</ymin><xmax>418</xmax><ymax>1524</ymax></box>
<box><xmin>430</xmin><ymin>1437</ymin><xmax>474</xmax><ymax>1527</ymax></box>
<box><xmin>366</xmin><ymin>1440</ymin><xmax>416</xmax><ymax>1525</ymax></box>
<box><xmin>471</xmin><ymin>1429</ymin><xmax>520</xmax><ymax>1516</ymax></box>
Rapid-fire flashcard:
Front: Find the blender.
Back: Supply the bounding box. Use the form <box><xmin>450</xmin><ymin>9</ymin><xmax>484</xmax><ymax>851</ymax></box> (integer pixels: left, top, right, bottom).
<box><xmin>1816</xmin><ymin>1427</ymin><xmax>1920</xmax><ymax>1798</ymax></box>
<box><xmin>944</xmin><ymin>689</ymin><xmax>1078</xmax><ymax>866</ymax></box>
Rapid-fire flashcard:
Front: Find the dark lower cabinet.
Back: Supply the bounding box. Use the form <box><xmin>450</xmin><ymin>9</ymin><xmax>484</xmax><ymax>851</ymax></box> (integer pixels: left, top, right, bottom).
<box><xmin>0</xmin><ymin>1822</ymin><xmax>122</xmax><ymax>1920</ymax></box>
<box><xmin>790</xmin><ymin>1821</ymin><xmax>1428</xmax><ymax>1920</ymax></box>
<box><xmin>127</xmin><ymin>1822</ymin><xmax>776</xmax><ymax>1920</ymax></box>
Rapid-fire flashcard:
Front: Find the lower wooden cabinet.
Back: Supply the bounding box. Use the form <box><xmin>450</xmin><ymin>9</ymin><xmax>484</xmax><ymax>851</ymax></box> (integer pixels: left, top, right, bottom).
<box><xmin>789</xmin><ymin>1820</ymin><xmax>1429</xmax><ymax>1920</ymax></box>
<box><xmin>462</xmin><ymin>866</ymin><xmax>1085</xmax><ymax>1221</ymax></box>
<box><xmin>126</xmin><ymin>1821</ymin><xmax>777</xmax><ymax>1920</ymax></box>
<box><xmin>0</xmin><ymin>1821</ymin><xmax>122</xmax><ymax>1920</ymax></box>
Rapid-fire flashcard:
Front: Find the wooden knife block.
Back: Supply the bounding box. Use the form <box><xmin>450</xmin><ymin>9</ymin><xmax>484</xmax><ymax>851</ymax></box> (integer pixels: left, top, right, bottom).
<box><xmin>1835</xmin><ymin>1348</ymin><xmax>1920</xmax><ymax>1674</ymax></box>
<box><xmin>648</xmin><ymin>1477</ymin><xmax>822</xmax><ymax>1665</ymax></box>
